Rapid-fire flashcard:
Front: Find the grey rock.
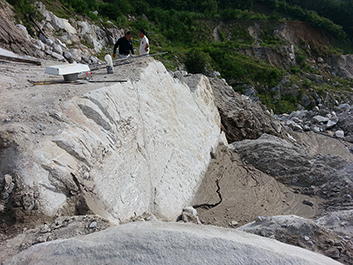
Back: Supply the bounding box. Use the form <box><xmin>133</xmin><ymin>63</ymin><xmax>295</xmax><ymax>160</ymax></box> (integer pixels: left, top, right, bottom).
<box><xmin>35</xmin><ymin>50</ymin><xmax>46</xmax><ymax>59</ymax></box>
<box><xmin>312</xmin><ymin>115</ymin><xmax>329</xmax><ymax>123</ymax></box>
<box><xmin>89</xmin><ymin>56</ymin><xmax>100</xmax><ymax>64</ymax></box>
<box><xmin>204</xmin><ymin>70</ymin><xmax>221</xmax><ymax>78</ymax></box>
<box><xmin>238</xmin><ymin>215</ymin><xmax>352</xmax><ymax>264</ymax></box>
<box><xmin>53</xmin><ymin>44</ymin><xmax>63</xmax><ymax>55</ymax></box>
<box><xmin>255</xmin><ymin>215</ymin><xmax>268</xmax><ymax>222</ymax></box>
<box><xmin>303</xmin><ymin>124</ymin><xmax>311</xmax><ymax>131</ymax></box>
<box><xmin>291</xmin><ymin>117</ymin><xmax>302</xmax><ymax>124</ymax></box>
<box><xmin>243</xmin><ymin>86</ymin><xmax>259</xmax><ymax>101</ymax></box>
<box><xmin>317</xmin><ymin>57</ymin><xmax>324</xmax><ymax>63</ymax></box>
<box><xmin>335</xmin><ymin>103</ymin><xmax>351</xmax><ymax>112</ymax></box>
<box><xmin>89</xmin><ymin>221</ymin><xmax>97</xmax><ymax>228</ymax></box>
<box><xmin>43</xmin><ymin>22</ymin><xmax>55</xmax><ymax>32</ymax></box>
<box><xmin>297</xmin><ymin>110</ymin><xmax>308</xmax><ymax>120</ymax></box>
<box><xmin>51</xmin><ymin>52</ymin><xmax>65</xmax><ymax>61</ymax></box>
<box><xmin>230</xmin><ymin>134</ymin><xmax>348</xmax><ymax>187</ymax></box>
<box><xmin>311</xmin><ymin>92</ymin><xmax>322</xmax><ymax>104</ymax></box>
<box><xmin>334</xmin><ymin>130</ymin><xmax>344</xmax><ymax>138</ymax></box>
<box><xmin>312</xmin><ymin>126</ymin><xmax>321</xmax><ymax>133</ymax></box>
<box><xmin>39</xmin><ymin>33</ymin><xmax>47</xmax><ymax>44</ymax></box>
<box><xmin>285</xmin><ymin>120</ymin><xmax>303</xmax><ymax>131</ymax></box>
<box><xmin>206</xmin><ymin>78</ymin><xmax>286</xmax><ymax>143</ymax></box>
<box><xmin>63</xmin><ymin>51</ymin><xmax>74</xmax><ymax>63</ymax></box>
<box><xmin>328</xmin><ymin>55</ymin><xmax>353</xmax><ymax>79</ymax></box>
<box><xmin>46</xmin><ymin>38</ymin><xmax>54</xmax><ymax>46</ymax></box>
<box><xmin>34</xmin><ymin>39</ymin><xmax>45</xmax><ymax>51</ymax></box>
<box><xmin>325</xmin><ymin>119</ymin><xmax>338</xmax><ymax>129</ymax></box>
<box><xmin>230</xmin><ymin>220</ymin><xmax>239</xmax><ymax>227</ymax></box>
<box><xmin>303</xmin><ymin>73</ymin><xmax>323</xmax><ymax>83</ymax></box>
<box><xmin>325</xmin><ymin>248</ymin><xmax>340</xmax><ymax>259</ymax></box>
<box><xmin>173</xmin><ymin>71</ymin><xmax>188</xmax><ymax>79</ymax></box>
<box><xmin>181</xmin><ymin>206</ymin><xmax>201</xmax><ymax>224</ymax></box>
<box><xmin>301</xmin><ymin>94</ymin><xmax>311</xmax><ymax>107</ymax></box>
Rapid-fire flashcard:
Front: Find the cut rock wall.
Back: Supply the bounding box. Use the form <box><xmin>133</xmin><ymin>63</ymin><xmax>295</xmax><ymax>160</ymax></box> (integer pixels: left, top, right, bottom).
<box><xmin>5</xmin><ymin>60</ymin><xmax>224</xmax><ymax>223</ymax></box>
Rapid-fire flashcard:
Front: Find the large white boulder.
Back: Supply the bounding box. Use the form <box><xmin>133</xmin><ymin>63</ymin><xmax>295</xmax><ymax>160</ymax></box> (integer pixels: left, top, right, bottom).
<box><xmin>14</xmin><ymin>59</ymin><xmax>224</xmax><ymax>223</ymax></box>
<box><xmin>5</xmin><ymin>221</ymin><xmax>342</xmax><ymax>265</ymax></box>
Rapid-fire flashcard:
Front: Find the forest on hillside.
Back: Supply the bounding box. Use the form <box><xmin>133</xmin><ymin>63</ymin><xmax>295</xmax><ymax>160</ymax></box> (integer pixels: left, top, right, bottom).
<box><xmin>9</xmin><ymin>0</ymin><xmax>353</xmax><ymax>42</ymax></box>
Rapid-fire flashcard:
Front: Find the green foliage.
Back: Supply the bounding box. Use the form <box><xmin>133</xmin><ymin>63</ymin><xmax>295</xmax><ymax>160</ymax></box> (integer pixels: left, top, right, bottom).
<box><xmin>220</xmin><ymin>9</ymin><xmax>268</xmax><ymax>21</ymax></box>
<box><xmin>7</xmin><ymin>0</ymin><xmax>36</xmax><ymax>15</ymax></box>
<box><xmin>255</xmin><ymin>0</ymin><xmax>348</xmax><ymax>41</ymax></box>
<box><xmin>283</xmin><ymin>0</ymin><xmax>353</xmax><ymax>39</ymax></box>
<box><xmin>185</xmin><ymin>48</ymin><xmax>211</xmax><ymax>74</ymax></box>
<box><xmin>98</xmin><ymin>3</ymin><xmax>123</xmax><ymax>20</ymax></box>
<box><xmin>60</xmin><ymin>0</ymin><xmax>92</xmax><ymax>15</ymax></box>
<box><xmin>311</xmin><ymin>44</ymin><xmax>341</xmax><ymax>57</ymax></box>
<box><xmin>302</xmin><ymin>79</ymin><xmax>314</xmax><ymax>89</ymax></box>
<box><xmin>219</xmin><ymin>0</ymin><xmax>254</xmax><ymax>10</ymax></box>
<box><xmin>273</xmin><ymin>96</ymin><xmax>298</xmax><ymax>113</ymax></box>
<box><xmin>259</xmin><ymin>29</ymin><xmax>286</xmax><ymax>46</ymax></box>
<box><xmin>295</xmin><ymin>49</ymin><xmax>307</xmax><ymax>65</ymax></box>
<box><xmin>204</xmin><ymin>42</ymin><xmax>284</xmax><ymax>87</ymax></box>
<box><xmin>231</xmin><ymin>29</ymin><xmax>253</xmax><ymax>45</ymax></box>
<box><xmin>147</xmin><ymin>8</ymin><xmax>205</xmax><ymax>44</ymax></box>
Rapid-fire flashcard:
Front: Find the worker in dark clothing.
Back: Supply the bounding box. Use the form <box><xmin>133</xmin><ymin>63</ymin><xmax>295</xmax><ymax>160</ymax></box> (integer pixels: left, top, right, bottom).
<box><xmin>113</xmin><ymin>31</ymin><xmax>134</xmax><ymax>59</ymax></box>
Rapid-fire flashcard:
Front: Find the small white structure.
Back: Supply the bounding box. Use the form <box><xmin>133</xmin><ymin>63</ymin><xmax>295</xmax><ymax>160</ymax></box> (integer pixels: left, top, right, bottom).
<box><xmin>45</xmin><ymin>63</ymin><xmax>90</xmax><ymax>81</ymax></box>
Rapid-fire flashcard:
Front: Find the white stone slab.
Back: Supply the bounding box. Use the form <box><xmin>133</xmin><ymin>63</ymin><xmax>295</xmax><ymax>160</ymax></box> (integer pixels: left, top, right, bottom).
<box><xmin>45</xmin><ymin>63</ymin><xmax>90</xmax><ymax>76</ymax></box>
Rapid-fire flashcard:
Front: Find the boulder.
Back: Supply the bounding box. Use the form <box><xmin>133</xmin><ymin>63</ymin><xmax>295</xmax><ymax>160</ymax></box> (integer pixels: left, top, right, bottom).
<box><xmin>326</xmin><ymin>119</ymin><xmax>338</xmax><ymax>129</ymax></box>
<box><xmin>334</xmin><ymin>130</ymin><xmax>344</xmax><ymax>138</ymax></box>
<box><xmin>312</xmin><ymin>115</ymin><xmax>329</xmax><ymax>123</ymax></box>
<box><xmin>52</xmin><ymin>44</ymin><xmax>63</xmax><ymax>55</ymax></box>
<box><xmin>230</xmin><ymin>134</ymin><xmax>349</xmax><ymax>187</ymax></box>
<box><xmin>238</xmin><ymin>215</ymin><xmax>353</xmax><ymax>264</ymax></box>
<box><xmin>4</xmin><ymin>222</ymin><xmax>343</xmax><ymax>265</ymax></box>
<box><xmin>301</xmin><ymin>94</ymin><xmax>311</xmax><ymax>107</ymax></box>
<box><xmin>243</xmin><ymin>85</ymin><xmax>259</xmax><ymax>101</ymax></box>
<box><xmin>202</xmin><ymin>77</ymin><xmax>286</xmax><ymax>143</ymax></box>
<box><xmin>0</xmin><ymin>58</ymin><xmax>224</xmax><ymax>223</ymax></box>
<box><xmin>326</xmin><ymin>54</ymin><xmax>353</xmax><ymax>79</ymax></box>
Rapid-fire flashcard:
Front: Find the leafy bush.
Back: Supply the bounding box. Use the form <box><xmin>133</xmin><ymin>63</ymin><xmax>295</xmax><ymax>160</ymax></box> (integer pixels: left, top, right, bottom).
<box><xmin>185</xmin><ymin>48</ymin><xmax>211</xmax><ymax>74</ymax></box>
<box><xmin>205</xmin><ymin>43</ymin><xmax>283</xmax><ymax>87</ymax></box>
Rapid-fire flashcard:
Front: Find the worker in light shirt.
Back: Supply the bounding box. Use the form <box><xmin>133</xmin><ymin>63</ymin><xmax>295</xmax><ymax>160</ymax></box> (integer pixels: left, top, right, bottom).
<box><xmin>138</xmin><ymin>28</ymin><xmax>149</xmax><ymax>55</ymax></box>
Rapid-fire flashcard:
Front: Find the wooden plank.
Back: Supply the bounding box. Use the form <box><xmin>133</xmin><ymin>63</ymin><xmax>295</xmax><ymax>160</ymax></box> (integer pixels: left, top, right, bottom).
<box><xmin>31</xmin><ymin>79</ymin><xmax>128</xmax><ymax>85</ymax></box>
<box><xmin>0</xmin><ymin>55</ymin><xmax>41</xmax><ymax>66</ymax></box>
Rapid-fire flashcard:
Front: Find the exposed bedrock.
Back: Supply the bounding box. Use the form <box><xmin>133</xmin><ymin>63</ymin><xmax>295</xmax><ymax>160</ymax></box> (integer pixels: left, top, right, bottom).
<box><xmin>0</xmin><ymin>60</ymin><xmax>225</xmax><ymax>224</ymax></box>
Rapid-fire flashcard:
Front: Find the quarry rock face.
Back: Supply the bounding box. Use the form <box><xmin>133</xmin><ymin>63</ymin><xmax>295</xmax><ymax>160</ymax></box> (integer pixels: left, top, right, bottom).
<box><xmin>4</xmin><ymin>221</ymin><xmax>343</xmax><ymax>265</ymax></box>
<box><xmin>1</xmin><ymin>57</ymin><xmax>353</xmax><ymax>264</ymax></box>
<box><xmin>0</xmin><ymin>59</ymin><xmax>224</xmax><ymax>223</ymax></box>
<box><xmin>2</xmin><ymin>2</ymin><xmax>353</xmax><ymax>263</ymax></box>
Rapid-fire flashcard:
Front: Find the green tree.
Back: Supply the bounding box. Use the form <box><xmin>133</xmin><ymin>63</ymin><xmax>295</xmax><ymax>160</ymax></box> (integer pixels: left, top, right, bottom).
<box><xmin>185</xmin><ymin>48</ymin><xmax>211</xmax><ymax>74</ymax></box>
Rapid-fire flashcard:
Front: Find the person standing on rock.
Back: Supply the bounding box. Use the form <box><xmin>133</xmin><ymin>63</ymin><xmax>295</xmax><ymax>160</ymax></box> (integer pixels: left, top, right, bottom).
<box><xmin>138</xmin><ymin>28</ymin><xmax>149</xmax><ymax>55</ymax></box>
<box><xmin>113</xmin><ymin>31</ymin><xmax>134</xmax><ymax>59</ymax></box>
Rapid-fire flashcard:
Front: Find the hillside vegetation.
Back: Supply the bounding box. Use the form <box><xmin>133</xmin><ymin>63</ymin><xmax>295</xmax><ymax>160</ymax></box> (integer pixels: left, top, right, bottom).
<box><xmin>7</xmin><ymin>0</ymin><xmax>353</xmax><ymax>113</ymax></box>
